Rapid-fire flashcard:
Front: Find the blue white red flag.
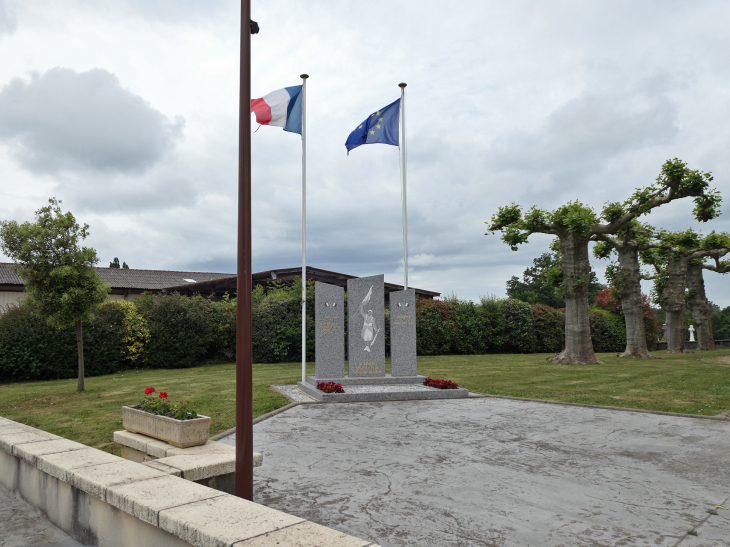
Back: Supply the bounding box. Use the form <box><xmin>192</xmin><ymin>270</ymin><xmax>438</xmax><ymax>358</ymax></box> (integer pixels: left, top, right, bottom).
<box><xmin>250</xmin><ymin>86</ymin><xmax>303</xmax><ymax>135</ymax></box>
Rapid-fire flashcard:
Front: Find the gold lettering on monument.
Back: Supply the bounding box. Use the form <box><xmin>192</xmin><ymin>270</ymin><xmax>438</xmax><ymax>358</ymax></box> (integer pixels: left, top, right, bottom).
<box><xmin>393</xmin><ymin>314</ymin><xmax>414</xmax><ymax>326</ymax></box>
<box><xmin>352</xmin><ymin>361</ymin><xmax>381</xmax><ymax>375</ymax></box>
<box><xmin>320</xmin><ymin>314</ymin><xmax>339</xmax><ymax>335</ymax></box>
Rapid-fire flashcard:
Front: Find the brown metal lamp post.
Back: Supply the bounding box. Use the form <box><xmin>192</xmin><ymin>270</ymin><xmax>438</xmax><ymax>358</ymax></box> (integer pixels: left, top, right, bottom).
<box><xmin>236</xmin><ymin>0</ymin><xmax>254</xmax><ymax>501</ymax></box>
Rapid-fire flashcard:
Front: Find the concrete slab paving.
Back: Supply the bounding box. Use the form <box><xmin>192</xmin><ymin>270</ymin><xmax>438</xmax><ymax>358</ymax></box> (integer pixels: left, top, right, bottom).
<box><xmin>0</xmin><ymin>483</ymin><xmax>82</xmax><ymax>547</ymax></box>
<box><xmin>222</xmin><ymin>397</ymin><xmax>730</xmax><ymax>547</ymax></box>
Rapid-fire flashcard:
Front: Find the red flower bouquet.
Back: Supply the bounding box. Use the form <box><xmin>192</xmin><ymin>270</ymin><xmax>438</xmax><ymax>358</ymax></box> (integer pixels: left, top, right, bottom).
<box><xmin>423</xmin><ymin>377</ymin><xmax>458</xmax><ymax>390</ymax></box>
<box><xmin>317</xmin><ymin>381</ymin><xmax>344</xmax><ymax>394</ymax></box>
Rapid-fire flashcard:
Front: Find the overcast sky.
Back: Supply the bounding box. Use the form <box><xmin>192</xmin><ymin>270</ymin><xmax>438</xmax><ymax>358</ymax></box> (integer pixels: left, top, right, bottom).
<box><xmin>0</xmin><ymin>0</ymin><xmax>728</xmax><ymax>306</ymax></box>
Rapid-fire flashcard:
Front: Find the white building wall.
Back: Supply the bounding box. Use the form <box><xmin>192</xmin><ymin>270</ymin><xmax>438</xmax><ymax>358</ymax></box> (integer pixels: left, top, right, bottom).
<box><xmin>0</xmin><ymin>291</ymin><xmax>26</xmax><ymax>312</ymax></box>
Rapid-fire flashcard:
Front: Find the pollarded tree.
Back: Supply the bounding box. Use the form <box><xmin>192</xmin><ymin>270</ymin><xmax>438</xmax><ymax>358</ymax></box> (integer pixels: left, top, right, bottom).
<box><xmin>686</xmin><ymin>243</ymin><xmax>729</xmax><ymax>351</ymax></box>
<box><xmin>0</xmin><ymin>198</ymin><xmax>110</xmax><ymax>390</ymax></box>
<box><xmin>643</xmin><ymin>230</ymin><xmax>730</xmax><ymax>353</ymax></box>
<box><xmin>488</xmin><ymin>158</ymin><xmax>721</xmax><ymax>364</ymax></box>
<box><xmin>592</xmin><ymin>221</ymin><xmax>660</xmax><ymax>358</ymax></box>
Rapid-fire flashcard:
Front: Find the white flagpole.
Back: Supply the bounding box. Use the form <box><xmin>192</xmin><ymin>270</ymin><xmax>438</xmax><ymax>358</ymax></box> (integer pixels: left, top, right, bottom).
<box><xmin>399</xmin><ymin>83</ymin><xmax>408</xmax><ymax>290</ymax></box>
<box><xmin>301</xmin><ymin>74</ymin><xmax>308</xmax><ymax>383</ymax></box>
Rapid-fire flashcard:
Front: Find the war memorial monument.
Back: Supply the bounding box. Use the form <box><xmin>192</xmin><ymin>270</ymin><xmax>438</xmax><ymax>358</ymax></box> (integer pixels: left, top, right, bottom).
<box><xmin>297</xmin><ymin>274</ymin><xmax>469</xmax><ymax>402</ymax></box>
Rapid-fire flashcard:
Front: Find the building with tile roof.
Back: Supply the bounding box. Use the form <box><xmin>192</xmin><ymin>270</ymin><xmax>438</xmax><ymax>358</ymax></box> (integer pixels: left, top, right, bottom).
<box><xmin>0</xmin><ymin>263</ymin><xmax>440</xmax><ymax>312</ymax></box>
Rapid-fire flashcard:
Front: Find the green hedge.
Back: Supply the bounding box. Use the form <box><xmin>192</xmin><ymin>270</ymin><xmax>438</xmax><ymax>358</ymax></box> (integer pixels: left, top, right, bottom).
<box><xmin>0</xmin><ymin>287</ymin><xmax>636</xmax><ymax>382</ymax></box>
<box><xmin>589</xmin><ymin>308</ymin><xmax>627</xmax><ymax>353</ymax></box>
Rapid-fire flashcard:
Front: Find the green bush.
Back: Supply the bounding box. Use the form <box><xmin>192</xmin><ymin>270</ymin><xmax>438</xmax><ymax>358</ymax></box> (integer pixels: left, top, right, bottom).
<box><xmin>209</xmin><ymin>296</ymin><xmax>237</xmax><ymax>360</ymax></box>
<box><xmin>498</xmin><ymin>299</ymin><xmax>537</xmax><ymax>353</ymax></box>
<box><xmin>531</xmin><ymin>304</ymin><xmax>564</xmax><ymax>353</ymax></box>
<box><xmin>415</xmin><ymin>298</ymin><xmax>459</xmax><ymax>355</ymax></box>
<box><xmin>82</xmin><ymin>300</ymin><xmax>149</xmax><ymax>375</ymax></box>
<box><xmin>136</xmin><ymin>294</ymin><xmax>214</xmax><ymax>369</ymax></box>
<box><xmin>0</xmin><ymin>299</ymin><xmax>149</xmax><ymax>382</ymax></box>
<box><xmin>251</xmin><ymin>279</ymin><xmax>314</xmax><ymax>363</ymax></box>
<box><xmin>479</xmin><ymin>297</ymin><xmax>507</xmax><ymax>352</ymax></box>
<box><xmin>712</xmin><ymin>306</ymin><xmax>730</xmax><ymax>340</ymax></box>
<box><xmin>0</xmin><ymin>303</ymin><xmax>76</xmax><ymax>382</ymax></box>
<box><xmin>589</xmin><ymin>308</ymin><xmax>626</xmax><ymax>353</ymax></box>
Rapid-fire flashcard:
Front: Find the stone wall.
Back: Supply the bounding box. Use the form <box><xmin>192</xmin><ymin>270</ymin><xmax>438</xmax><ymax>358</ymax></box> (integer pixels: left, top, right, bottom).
<box><xmin>654</xmin><ymin>340</ymin><xmax>730</xmax><ymax>350</ymax></box>
<box><xmin>0</xmin><ymin>416</ymin><xmax>379</xmax><ymax>547</ymax></box>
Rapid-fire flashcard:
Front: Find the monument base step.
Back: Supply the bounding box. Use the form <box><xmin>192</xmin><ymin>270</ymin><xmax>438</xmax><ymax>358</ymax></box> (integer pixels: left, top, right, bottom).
<box><xmin>306</xmin><ymin>374</ymin><xmax>427</xmax><ymax>386</ymax></box>
<box><xmin>297</xmin><ymin>381</ymin><xmax>470</xmax><ymax>403</ymax></box>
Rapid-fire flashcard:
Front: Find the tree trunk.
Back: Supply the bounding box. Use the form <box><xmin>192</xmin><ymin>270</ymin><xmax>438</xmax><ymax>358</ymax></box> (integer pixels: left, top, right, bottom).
<box><xmin>615</xmin><ymin>246</ymin><xmax>654</xmax><ymax>358</ymax></box>
<box><xmin>662</xmin><ymin>256</ymin><xmax>688</xmax><ymax>353</ymax></box>
<box><xmin>551</xmin><ymin>232</ymin><xmax>601</xmax><ymax>364</ymax></box>
<box><xmin>686</xmin><ymin>264</ymin><xmax>715</xmax><ymax>351</ymax></box>
<box><xmin>76</xmin><ymin>320</ymin><xmax>85</xmax><ymax>391</ymax></box>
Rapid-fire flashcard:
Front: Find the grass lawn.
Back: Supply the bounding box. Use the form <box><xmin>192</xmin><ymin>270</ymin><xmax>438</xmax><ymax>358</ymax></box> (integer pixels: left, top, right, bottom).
<box><xmin>1</xmin><ymin>349</ymin><xmax>729</xmax><ymax>455</ymax></box>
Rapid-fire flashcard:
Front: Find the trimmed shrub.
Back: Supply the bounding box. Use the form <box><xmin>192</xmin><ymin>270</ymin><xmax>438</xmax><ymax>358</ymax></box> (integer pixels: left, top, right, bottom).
<box><xmin>415</xmin><ymin>298</ymin><xmax>459</xmax><ymax>355</ymax></box>
<box><xmin>137</xmin><ymin>294</ymin><xmax>214</xmax><ymax>369</ymax></box>
<box><xmin>589</xmin><ymin>308</ymin><xmax>626</xmax><ymax>353</ymax></box>
<box><xmin>251</xmin><ymin>280</ymin><xmax>314</xmax><ymax>363</ymax></box>
<box><xmin>83</xmin><ymin>300</ymin><xmax>149</xmax><ymax>375</ymax></box>
<box><xmin>209</xmin><ymin>296</ymin><xmax>237</xmax><ymax>360</ymax></box>
<box><xmin>453</xmin><ymin>300</ymin><xmax>487</xmax><ymax>354</ymax></box>
<box><xmin>498</xmin><ymin>298</ymin><xmax>537</xmax><ymax>353</ymax></box>
<box><xmin>531</xmin><ymin>304</ymin><xmax>564</xmax><ymax>353</ymax></box>
<box><xmin>0</xmin><ymin>303</ymin><xmax>76</xmax><ymax>382</ymax></box>
<box><xmin>479</xmin><ymin>297</ymin><xmax>507</xmax><ymax>352</ymax></box>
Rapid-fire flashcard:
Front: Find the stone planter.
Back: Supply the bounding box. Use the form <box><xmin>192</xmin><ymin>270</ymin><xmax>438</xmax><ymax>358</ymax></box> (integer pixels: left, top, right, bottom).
<box><xmin>122</xmin><ymin>406</ymin><xmax>210</xmax><ymax>448</ymax></box>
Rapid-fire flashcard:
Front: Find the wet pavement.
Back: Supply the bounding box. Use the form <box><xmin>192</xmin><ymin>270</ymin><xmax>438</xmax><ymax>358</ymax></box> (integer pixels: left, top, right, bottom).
<box><xmin>0</xmin><ymin>485</ymin><xmax>82</xmax><ymax>547</ymax></box>
<box><xmin>222</xmin><ymin>397</ymin><xmax>730</xmax><ymax>547</ymax></box>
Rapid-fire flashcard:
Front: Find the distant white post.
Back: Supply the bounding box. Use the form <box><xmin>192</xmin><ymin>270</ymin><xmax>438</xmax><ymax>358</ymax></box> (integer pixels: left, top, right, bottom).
<box><xmin>301</xmin><ymin>74</ymin><xmax>308</xmax><ymax>383</ymax></box>
<box><xmin>399</xmin><ymin>82</ymin><xmax>408</xmax><ymax>290</ymax></box>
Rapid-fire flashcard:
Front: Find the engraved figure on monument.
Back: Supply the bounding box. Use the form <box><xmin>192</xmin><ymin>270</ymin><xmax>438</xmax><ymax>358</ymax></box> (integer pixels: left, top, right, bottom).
<box><xmin>356</xmin><ymin>286</ymin><xmax>381</xmax><ymax>352</ymax></box>
<box><xmin>347</xmin><ymin>274</ymin><xmax>385</xmax><ymax>377</ymax></box>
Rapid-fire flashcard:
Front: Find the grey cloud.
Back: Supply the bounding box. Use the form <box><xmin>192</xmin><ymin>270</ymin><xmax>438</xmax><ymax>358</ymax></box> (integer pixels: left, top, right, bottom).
<box><xmin>0</xmin><ymin>68</ymin><xmax>184</xmax><ymax>174</ymax></box>
<box><xmin>490</xmin><ymin>84</ymin><xmax>678</xmax><ymax>179</ymax></box>
<box><xmin>0</xmin><ymin>1</ymin><xmax>17</xmax><ymax>36</ymax></box>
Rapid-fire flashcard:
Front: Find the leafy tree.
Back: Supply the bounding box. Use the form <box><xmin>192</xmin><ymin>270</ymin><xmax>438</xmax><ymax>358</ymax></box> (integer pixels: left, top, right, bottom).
<box><xmin>488</xmin><ymin>158</ymin><xmax>721</xmax><ymax>364</ymax></box>
<box><xmin>109</xmin><ymin>257</ymin><xmax>130</xmax><ymax>269</ymax></box>
<box><xmin>643</xmin><ymin>230</ymin><xmax>730</xmax><ymax>353</ymax></box>
<box><xmin>712</xmin><ymin>306</ymin><xmax>730</xmax><ymax>340</ymax></box>
<box><xmin>506</xmin><ymin>252</ymin><xmax>565</xmax><ymax>307</ymax></box>
<box><xmin>0</xmin><ymin>198</ymin><xmax>110</xmax><ymax>390</ymax></box>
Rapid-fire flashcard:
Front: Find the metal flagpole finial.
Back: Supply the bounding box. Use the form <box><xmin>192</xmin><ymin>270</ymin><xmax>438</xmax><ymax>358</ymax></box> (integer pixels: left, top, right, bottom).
<box><xmin>398</xmin><ymin>82</ymin><xmax>407</xmax><ymax>88</ymax></box>
<box><xmin>301</xmin><ymin>74</ymin><xmax>309</xmax><ymax>79</ymax></box>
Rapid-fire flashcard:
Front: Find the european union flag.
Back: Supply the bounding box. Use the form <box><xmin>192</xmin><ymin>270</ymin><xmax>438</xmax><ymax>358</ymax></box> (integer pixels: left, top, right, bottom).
<box><xmin>345</xmin><ymin>98</ymin><xmax>400</xmax><ymax>154</ymax></box>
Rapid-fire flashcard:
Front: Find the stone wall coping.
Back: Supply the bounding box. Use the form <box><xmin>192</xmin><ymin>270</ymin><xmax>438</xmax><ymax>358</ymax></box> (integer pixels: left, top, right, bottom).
<box><xmin>114</xmin><ymin>430</ymin><xmax>263</xmax><ymax>481</ymax></box>
<box><xmin>1</xmin><ymin>416</ymin><xmax>378</xmax><ymax>547</ymax></box>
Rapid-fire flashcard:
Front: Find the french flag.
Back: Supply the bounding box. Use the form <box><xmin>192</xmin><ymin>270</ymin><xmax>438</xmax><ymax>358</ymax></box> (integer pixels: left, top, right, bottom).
<box><xmin>250</xmin><ymin>86</ymin><xmax>303</xmax><ymax>135</ymax></box>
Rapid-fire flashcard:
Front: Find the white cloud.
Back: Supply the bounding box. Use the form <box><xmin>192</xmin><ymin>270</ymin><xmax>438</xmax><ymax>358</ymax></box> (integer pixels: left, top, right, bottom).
<box><xmin>0</xmin><ymin>68</ymin><xmax>184</xmax><ymax>174</ymax></box>
<box><xmin>0</xmin><ymin>0</ymin><xmax>728</xmax><ymax>307</ymax></box>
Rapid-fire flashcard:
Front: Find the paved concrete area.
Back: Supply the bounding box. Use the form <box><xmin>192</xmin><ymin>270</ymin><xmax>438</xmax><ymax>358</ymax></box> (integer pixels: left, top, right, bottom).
<box><xmin>222</xmin><ymin>397</ymin><xmax>730</xmax><ymax>546</ymax></box>
<box><xmin>0</xmin><ymin>484</ymin><xmax>83</xmax><ymax>547</ymax></box>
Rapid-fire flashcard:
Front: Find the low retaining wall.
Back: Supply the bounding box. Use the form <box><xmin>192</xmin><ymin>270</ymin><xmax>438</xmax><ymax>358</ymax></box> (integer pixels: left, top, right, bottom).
<box><xmin>0</xmin><ymin>416</ymin><xmax>378</xmax><ymax>547</ymax></box>
<box><xmin>654</xmin><ymin>340</ymin><xmax>730</xmax><ymax>351</ymax></box>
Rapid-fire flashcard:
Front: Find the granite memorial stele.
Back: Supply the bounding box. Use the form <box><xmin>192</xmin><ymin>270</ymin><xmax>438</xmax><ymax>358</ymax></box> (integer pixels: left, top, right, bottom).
<box><xmin>314</xmin><ymin>281</ymin><xmax>345</xmax><ymax>379</ymax></box>
<box><xmin>347</xmin><ymin>274</ymin><xmax>386</xmax><ymax>377</ymax></box>
<box><xmin>389</xmin><ymin>288</ymin><xmax>417</xmax><ymax>377</ymax></box>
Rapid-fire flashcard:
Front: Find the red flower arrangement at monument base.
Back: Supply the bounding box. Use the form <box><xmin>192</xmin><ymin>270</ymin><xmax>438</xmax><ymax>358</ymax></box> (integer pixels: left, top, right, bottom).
<box><xmin>423</xmin><ymin>377</ymin><xmax>459</xmax><ymax>390</ymax></box>
<box><xmin>317</xmin><ymin>381</ymin><xmax>344</xmax><ymax>394</ymax></box>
